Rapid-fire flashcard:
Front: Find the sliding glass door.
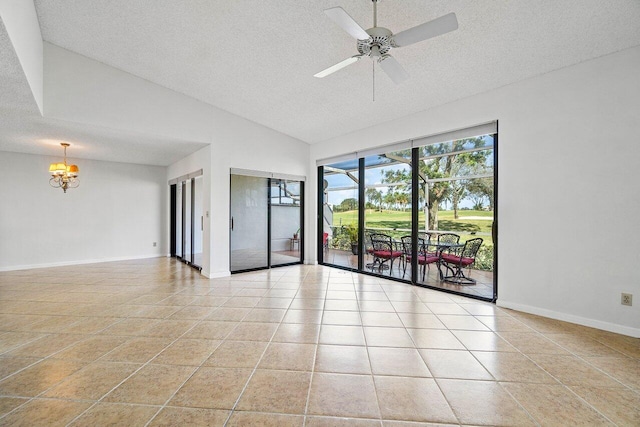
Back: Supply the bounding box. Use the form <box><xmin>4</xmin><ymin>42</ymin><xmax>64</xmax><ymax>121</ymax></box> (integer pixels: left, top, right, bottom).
<box><xmin>230</xmin><ymin>175</ymin><xmax>269</xmax><ymax>272</ymax></box>
<box><xmin>319</xmin><ymin>123</ymin><xmax>497</xmax><ymax>302</ymax></box>
<box><xmin>170</xmin><ymin>170</ymin><xmax>203</xmax><ymax>271</ymax></box>
<box><xmin>183</xmin><ymin>179</ymin><xmax>192</xmax><ymax>263</ymax></box>
<box><xmin>230</xmin><ymin>172</ymin><xmax>304</xmax><ymax>273</ymax></box>
<box><xmin>192</xmin><ymin>176</ymin><xmax>204</xmax><ymax>269</ymax></box>
<box><xmin>320</xmin><ymin>160</ymin><xmax>359</xmax><ymax>269</ymax></box>
<box><xmin>270</xmin><ymin>179</ymin><xmax>303</xmax><ymax>267</ymax></box>
<box><xmin>363</xmin><ymin>149</ymin><xmax>413</xmax><ymax>280</ymax></box>
<box><xmin>414</xmin><ymin>135</ymin><xmax>495</xmax><ymax>299</ymax></box>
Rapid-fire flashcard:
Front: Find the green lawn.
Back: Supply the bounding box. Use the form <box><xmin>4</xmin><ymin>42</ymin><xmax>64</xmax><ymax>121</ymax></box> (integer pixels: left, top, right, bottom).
<box><xmin>333</xmin><ymin>209</ymin><xmax>494</xmax><ymax>237</ymax></box>
<box><xmin>330</xmin><ymin>209</ymin><xmax>495</xmax><ymax>271</ymax></box>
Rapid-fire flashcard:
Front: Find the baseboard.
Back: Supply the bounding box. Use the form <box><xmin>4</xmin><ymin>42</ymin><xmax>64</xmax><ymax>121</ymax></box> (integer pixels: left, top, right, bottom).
<box><xmin>0</xmin><ymin>254</ymin><xmax>164</xmax><ymax>272</ymax></box>
<box><xmin>497</xmin><ymin>299</ymin><xmax>640</xmax><ymax>338</ymax></box>
<box><xmin>202</xmin><ymin>270</ymin><xmax>231</xmax><ymax>279</ymax></box>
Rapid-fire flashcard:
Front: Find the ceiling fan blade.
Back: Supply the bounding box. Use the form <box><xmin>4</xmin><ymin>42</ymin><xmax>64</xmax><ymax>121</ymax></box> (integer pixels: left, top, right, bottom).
<box><xmin>324</xmin><ymin>7</ymin><xmax>370</xmax><ymax>40</ymax></box>
<box><xmin>378</xmin><ymin>55</ymin><xmax>410</xmax><ymax>84</ymax></box>
<box><xmin>392</xmin><ymin>12</ymin><xmax>458</xmax><ymax>47</ymax></box>
<box><xmin>314</xmin><ymin>56</ymin><xmax>363</xmax><ymax>78</ymax></box>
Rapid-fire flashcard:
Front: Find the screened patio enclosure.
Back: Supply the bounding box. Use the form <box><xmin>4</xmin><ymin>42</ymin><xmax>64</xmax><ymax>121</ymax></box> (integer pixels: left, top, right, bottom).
<box><xmin>318</xmin><ymin>123</ymin><xmax>497</xmax><ymax>301</ymax></box>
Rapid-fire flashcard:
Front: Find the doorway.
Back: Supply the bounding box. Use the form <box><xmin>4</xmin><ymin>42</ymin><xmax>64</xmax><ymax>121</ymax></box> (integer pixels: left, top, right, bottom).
<box><xmin>169</xmin><ymin>170</ymin><xmax>204</xmax><ymax>271</ymax></box>
<box><xmin>230</xmin><ymin>171</ymin><xmax>304</xmax><ymax>273</ymax></box>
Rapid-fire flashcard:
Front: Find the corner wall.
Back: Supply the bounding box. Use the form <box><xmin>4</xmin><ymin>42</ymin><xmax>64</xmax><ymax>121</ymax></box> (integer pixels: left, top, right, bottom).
<box><xmin>166</xmin><ymin>100</ymin><xmax>310</xmax><ymax>279</ymax></box>
<box><xmin>309</xmin><ymin>46</ymin><xmax>640</xmax><ymax>337</ymax></box>
<box><xmin>0</xmin><ymin>151</ymin><xmax>167</xmax><ymax>270</ymax></box>
<box><xmin>208</xmin><ymin>112</ymin><xmax>309</xmax><ymax>278</ymax></box>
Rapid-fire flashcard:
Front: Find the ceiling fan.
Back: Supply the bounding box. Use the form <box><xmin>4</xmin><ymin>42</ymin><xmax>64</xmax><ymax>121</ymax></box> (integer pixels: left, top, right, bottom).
<box><xmin>314</xmin><ymin>0</ymin><xmax>458</xmax><ymax>84</ymax></box>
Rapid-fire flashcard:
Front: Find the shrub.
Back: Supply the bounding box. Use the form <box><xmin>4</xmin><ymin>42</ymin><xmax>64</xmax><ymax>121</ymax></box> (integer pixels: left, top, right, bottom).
<box><xmin>473</xmin><ymin>245</ymin><xmax>494</xmax><ymax>271</ymax></box>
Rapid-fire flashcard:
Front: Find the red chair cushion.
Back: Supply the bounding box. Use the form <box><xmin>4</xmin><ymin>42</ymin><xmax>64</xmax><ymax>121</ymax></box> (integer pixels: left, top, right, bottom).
<box><xmin>372</xmin><ymin>250</ymin><xmax>402</xmax><ymax>259</ymax></box>
<box><xmin>441</xmin><ymin>254</ymin><xmax>475</xmax><ymax>266</ymax></box>
<box><xmin>406</xmin><ymin>255</ymin><xmax>439</xmax><ymax>265</ymax></box>
<box><xmin>425</xmin><ymin>255</ymin><xmax>439</xmax><ymax>264</ymax></box>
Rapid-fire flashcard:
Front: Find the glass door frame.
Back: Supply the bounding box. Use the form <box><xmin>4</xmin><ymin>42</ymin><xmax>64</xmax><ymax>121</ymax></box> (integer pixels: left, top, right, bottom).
<box><xmin>269</xmin><ymin>178</ymin><xmax>305</xmax><ymax>268</ymax></box>
<box><xmin>169</xmin><ymin>169</ymin><xmax>203</xmax><ymax>272</ymax></box>
<box><xmin>318</xmin><ymin>128</ymin><xmax>498</xmax><ymax>303</ymax></box>
<box><xmin>230</xmin><ymin>171</ymin><xmax>305</xmax><ymax>274</ymax></box>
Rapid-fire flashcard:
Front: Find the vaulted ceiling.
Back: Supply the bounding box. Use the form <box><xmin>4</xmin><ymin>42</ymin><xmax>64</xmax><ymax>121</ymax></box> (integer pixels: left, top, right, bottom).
<box><xmin>2</xmin><ymin>0</ymin><xmax>640</xmax><ymax>164</ymax></box>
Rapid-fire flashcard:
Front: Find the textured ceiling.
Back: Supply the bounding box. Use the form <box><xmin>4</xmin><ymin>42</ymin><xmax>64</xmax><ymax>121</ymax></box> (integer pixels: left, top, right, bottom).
<box><xmin>2</xmin><ymin>1</ymin><xmax>640</xmax><ymax>165</ymax></box>
<box><xmin>0</xmin><ymin>20</ymin><xmax>207</xmax><ymax>165</ymax></box>
<box><xmin>32</xmin><ymin>0</ymin><xmax>640</xmax><ymax>144</ymax></box>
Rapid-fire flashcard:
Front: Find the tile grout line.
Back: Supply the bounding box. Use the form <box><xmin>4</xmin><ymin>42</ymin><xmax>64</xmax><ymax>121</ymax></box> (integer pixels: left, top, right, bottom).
<box><xmin>143</xmin><ymin>280</ymin><xmax>260</xmax><ymax>426</ymax></box>
<box><xmin>360</xmin><ymin>273</ymin><xmax>386</xmax><ymax>427</ymax></box>
<box><xmin>1</xmin><ymin>260</ymin><xmax>637</xmax><ymax>425</ymax></box>
<box><xmin>301</xmin><ymin>273</ymin><xmax>330</xmax><ymax>427</ymax></box>
<box><xmin>62</xmin><ymin>296</ymin><xmax>242</xmax><ymax>426</ymax></box>
<box><xmin>0</xmin><ymin>314</ymin><xmax>144</xmax><ymax>421</ymax></box>
<box><xmin>491</xmin><ymin>327</ymin><xmax>634</xmax><ymax>425</ymax></box>
<box><xmin>221</xmin><ymin>267</ymin><xmax>311</xmax><ymax>427</ymax></box>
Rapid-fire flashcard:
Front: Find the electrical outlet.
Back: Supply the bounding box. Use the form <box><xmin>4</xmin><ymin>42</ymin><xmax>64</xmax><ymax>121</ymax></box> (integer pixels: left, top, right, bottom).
<box><xmin>621</xmin><ymin>293</ymin><xmax>632</xmax><ymax>306</ymax></box>
<box><xmin>153</xmin><ymin>242</ymin><xmax>157</xmax><ymax>247</ymax></box>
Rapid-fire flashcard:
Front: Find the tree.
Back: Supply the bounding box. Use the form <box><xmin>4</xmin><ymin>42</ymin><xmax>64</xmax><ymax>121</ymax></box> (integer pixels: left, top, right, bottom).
<box><xmin>466</xmin><ymin>176</ymin><xmax>494</xmax><ymax>210</ymax></box>
<box><xmin>383</xmin><ymin>190</ymin><xmax>397</xmax><ymax>210</ymax></box>
<box><xmin>396</xmin><ymin>192</ymin><xmax>409</xmax><ymax>211</ymax></box>
<box><xmin>418</xmin><ymin>138</ymin><xmax>492</xmax><ymax>228</ymax></box>
<box><xmin>335</xmin><ymin>197</ymin><xmax>357</xmax><ymax>212</ymax></box>
<box><xmin>365</xmin><ymin>187</ymin><xmax>383</xmax><ymax>211</ymax></box>
<box><xmin>378</xmin><ymin>139</ymin><xmax>492</xmax><ymax>229</ymax></box>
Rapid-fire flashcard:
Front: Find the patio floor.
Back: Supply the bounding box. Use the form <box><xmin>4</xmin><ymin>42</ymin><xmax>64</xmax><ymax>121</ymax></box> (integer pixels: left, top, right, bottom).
<box><xmin>323</xmin><ymin>249</ymin><xmax>494</xmax><ymax>300</ymax></box>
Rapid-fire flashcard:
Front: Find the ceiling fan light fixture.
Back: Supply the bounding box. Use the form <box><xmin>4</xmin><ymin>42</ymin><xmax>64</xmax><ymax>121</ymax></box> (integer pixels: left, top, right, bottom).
<box><xmin>314</xmin><ymin>0</ymin><xmax>458</xmax><ymax>88</ymax></box>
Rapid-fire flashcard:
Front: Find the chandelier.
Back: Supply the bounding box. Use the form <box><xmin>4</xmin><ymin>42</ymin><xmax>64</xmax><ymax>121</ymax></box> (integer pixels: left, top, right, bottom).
<box><xmin>49</xmin><ymin>143</ymin><xmax>79</xmax><ymax>193</ymax></box>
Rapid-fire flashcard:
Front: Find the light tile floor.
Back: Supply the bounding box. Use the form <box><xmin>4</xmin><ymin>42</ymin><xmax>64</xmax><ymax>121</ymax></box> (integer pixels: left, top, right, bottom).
<box><xmin>0</xmin><ymin>258</ymin><xmax>638</xmax><ymax>426</ymax></box>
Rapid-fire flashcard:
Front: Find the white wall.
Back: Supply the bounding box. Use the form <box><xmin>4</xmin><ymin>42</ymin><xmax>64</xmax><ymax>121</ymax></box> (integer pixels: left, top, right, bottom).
<box><xmin>0</xmin><ymin>151</ymin><xmax>166</xmax><ymax>270</ymax></box>
<box><xmin>309</xmin><ymin>46</ymin><xmax>640</xmax><ymax>337</ymax></box>
<box><xmin>40</xmin><ymin>43</ymin><xmax>311</xmax><ymax>278</ymax></box>
<box><xmin>44</xmin><ymin>43</ymin><xmax>213</xmax><ymax>143</ymax></box>
<box><xmin>165</xmin><ymin>101</ymin><xmax>310</xmax><ymax>279</ymax></box>
<box><xmin>208</xmin><ymin>117</ymin><xmax>309</xmax><ymax>278</ymax></box>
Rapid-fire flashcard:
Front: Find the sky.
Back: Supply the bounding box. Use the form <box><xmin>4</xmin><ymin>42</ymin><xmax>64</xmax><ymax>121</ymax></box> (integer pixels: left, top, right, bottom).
<box><xmin>324</xmin><ymin>136</ymin><xmax>494</xmax><ymax>211</ymax></box>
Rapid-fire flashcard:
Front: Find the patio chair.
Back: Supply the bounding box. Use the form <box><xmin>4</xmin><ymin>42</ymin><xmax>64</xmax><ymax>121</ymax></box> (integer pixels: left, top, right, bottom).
<box><xmin>440</xmin><ymin>238</ymin><xmax>483</xmax><ymax>285</ymax></box>
<box><xmin>419</xmin><ymin>231</ymin><xmax>434</xmax><ymax>244</ymax></box>
<box><xmin>437</xmin><ymin>232</ymin><xmax>460</xmax><ymax>245</ymax></box>
<box><xmin>435</xmin><ymin>232</ymin><xmax>460</xmax><ymax>257</ymax></box>
<box><xmin>369</xmin><ymin>233</ymin><xmax>403</xmax><ymax>273</ymax></box>
<box><xmin>400</xmin><ymin>236</ymin><xmax>439</xmax><ymax>281</ymax></box>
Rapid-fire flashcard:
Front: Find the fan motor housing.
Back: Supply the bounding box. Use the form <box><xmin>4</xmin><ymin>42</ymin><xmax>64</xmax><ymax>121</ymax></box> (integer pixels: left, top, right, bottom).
<box><xmin>358</xmin><ymin>27</ymin><xmax>393</xmax><ymax>56</ymax></box>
